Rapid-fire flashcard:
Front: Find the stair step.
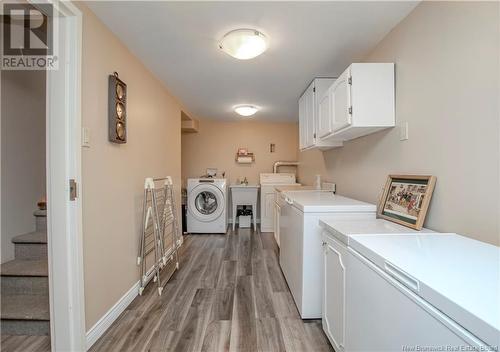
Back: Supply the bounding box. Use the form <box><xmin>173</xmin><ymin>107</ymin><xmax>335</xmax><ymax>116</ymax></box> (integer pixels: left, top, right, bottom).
<box><xmin>1</xmin><ymin>259</ymin><xmax>48</xmax><ymax>277</ymax></box>
<box><xmin>33</xmin><ymin>210</ymin><xmax>47</xmax><ymax>218</ymax></box>
<box><xmin>12</xmin><ymin>232</ymin><xmax>47</xmax><ymax>260</ymax></box>
<box><xmin>15</xmin><ymin>245</ymin><xmax>47</xmax><ymax>260</ymax></box>
<box><xmin>34</xmin><ymin>210</ymin><xmax>47</xmax><ymax>232</ymax></box>
<box><xmin>1</xmin><ymin>276</ymin><xmax>48</xmax><ymax>296</ymax></box>
<box><xmin>1</xmin><ymin>295</ymin><xmax>50</xmax><ymax>321</ymax></box>
<box><xmin>12</xmin><ymin>231</ymin><xmax>47</xmax><ymax>244</ymax></box>
<box><xmin>1</xmin><ymin>320</ymin><xmax>50</xmax><ymax>336</ymax></box>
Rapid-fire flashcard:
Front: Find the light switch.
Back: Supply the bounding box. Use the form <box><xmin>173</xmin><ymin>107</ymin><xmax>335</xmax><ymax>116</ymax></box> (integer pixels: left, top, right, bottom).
<box><xmin>400</xmin><ymin>121</ymin><xmax>409</xmax><ymax>141</ymax></box>
<box><xmin>82</xmin><ymin>127</ymin><xmax>91</xmax><ymax>148</ymax></box>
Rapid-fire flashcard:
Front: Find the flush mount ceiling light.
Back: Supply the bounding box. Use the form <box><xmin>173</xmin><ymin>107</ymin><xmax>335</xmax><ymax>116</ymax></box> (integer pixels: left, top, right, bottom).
<box><xmin>234</xmin><ymin>105</ymin><xmax>259</xmax><ymax>117</ymax></box>
<box><xmin>219</xmin><ymin>29</ymin><xmax>268</xmax><ymax>60</ymax></box>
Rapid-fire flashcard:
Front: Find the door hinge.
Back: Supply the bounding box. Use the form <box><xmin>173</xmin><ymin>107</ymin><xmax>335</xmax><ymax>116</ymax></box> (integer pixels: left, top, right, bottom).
<box><xmin>313</xmin><ymin>87</ymin><xmax>316</xmax><ymax>93</ymax></box>
<box><xmin>69</xmin><ymin>179</ymin><xmax>77</xmax><ymax>201</ymax></box>
<box><xmin>348</xmin><ymin>106</ymin><xmax>353</xmax><ymax>115</ymax></box>
<box><xmin>313</xmin><ymin>132</ymin><xmax>316</xmax><ymax>139</ymax></box>
<box><xmin>348</xmin><ymin>76</ymin><xmax>352</xmax><ymax>85</ymax></box>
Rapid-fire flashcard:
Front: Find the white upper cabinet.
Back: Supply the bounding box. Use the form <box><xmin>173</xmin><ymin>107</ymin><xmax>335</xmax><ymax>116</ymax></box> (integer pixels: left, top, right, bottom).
<box><xmin>298</xmin><ymin>78</ymin><xmax>343</xmax><ymax>151</ymax></box>
<box><xmin>300</xmin><ymin>63</ymin><xmax>395</xmax><ymax>150</ymax></box>
<box><xmin>322</xmin><ymin>63</ymin><xmax>395</xmax><ymax>142</ymax></box>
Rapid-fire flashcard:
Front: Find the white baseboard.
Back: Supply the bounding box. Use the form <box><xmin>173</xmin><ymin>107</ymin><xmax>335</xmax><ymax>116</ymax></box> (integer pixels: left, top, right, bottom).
<box><xmin>86</xmin><ymin>281</ymin><xmax>140</xmax><ymax>350</ymax></box>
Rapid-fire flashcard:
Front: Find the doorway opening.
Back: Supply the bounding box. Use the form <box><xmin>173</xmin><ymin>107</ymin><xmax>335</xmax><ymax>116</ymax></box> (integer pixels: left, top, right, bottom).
<box><xmin>1</xmin><ymin>1</ymin><xmax>85</xmax><ymax>351</ymax></box>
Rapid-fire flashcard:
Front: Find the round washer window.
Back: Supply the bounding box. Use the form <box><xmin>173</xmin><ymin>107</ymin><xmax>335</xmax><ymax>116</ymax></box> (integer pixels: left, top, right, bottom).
<box><xmin>195</xmin><ymin>191</ymin><xmax>218</xmax><ymax>215</ymax></box>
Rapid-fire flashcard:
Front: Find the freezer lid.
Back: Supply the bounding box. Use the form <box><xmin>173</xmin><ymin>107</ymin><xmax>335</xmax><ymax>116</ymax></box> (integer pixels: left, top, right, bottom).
<box><xmin>349</xmin><ymin>233</ymin><xmax>500</xmax><ymax>347</ymax></box>
<box><xmin>285</xmin><ymin>191</ymin><xmax>376</xmax><ymax>213</ymax></box>
<box><xmin>319</xmin><ymin>218</ymin><xmax>432</xmax><ymax>245</ymax></box>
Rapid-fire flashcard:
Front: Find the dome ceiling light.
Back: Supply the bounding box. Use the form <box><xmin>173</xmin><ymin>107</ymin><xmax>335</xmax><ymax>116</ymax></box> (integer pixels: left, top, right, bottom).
<box><xmin>234</xmin><ymin>105</ymin><xmax>259</xmax><ymax>117</ymax></box>
<box><xmin>219</xmin><ymin>29</ymin><xmax>268</xmax><ymax>60</ymax></box>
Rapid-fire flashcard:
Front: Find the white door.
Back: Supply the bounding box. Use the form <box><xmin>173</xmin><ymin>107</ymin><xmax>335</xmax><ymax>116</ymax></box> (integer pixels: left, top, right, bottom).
<box><xmin>304</xmin><ymin>83</ymin><xmax>315</xmax><ymax>148</ymax></box>
<box><xmin>317</xmin><ymin>88</ymin><xmax>332</xmax><ymax>138</ymax></box>
<box><xmin>323</xmin><ymin>235</ymin><xmax>346</xmax><ymax>352</ymax></box>
<box><xmin>331</xmin><ymin>68</ymin><xmax>352</xmax><ymax>133</ymax></box>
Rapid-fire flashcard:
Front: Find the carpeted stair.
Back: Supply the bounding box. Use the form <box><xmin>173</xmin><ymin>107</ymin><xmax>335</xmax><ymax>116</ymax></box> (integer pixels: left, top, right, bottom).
<box><xmin>1</xmin><ymin>210</ymin><xmax>50</xmax><ymax>335</ymax></box>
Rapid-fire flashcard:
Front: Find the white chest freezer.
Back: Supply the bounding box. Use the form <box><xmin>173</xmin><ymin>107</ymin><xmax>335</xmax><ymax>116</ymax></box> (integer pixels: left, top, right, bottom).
<box><xmin>346</xmin><ymin>233</ymin><xmax>500</xmax><ymax>351</ymax></box>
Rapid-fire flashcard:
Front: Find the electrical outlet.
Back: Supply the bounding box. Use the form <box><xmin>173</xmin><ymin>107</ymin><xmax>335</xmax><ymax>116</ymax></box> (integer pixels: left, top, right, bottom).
<box><xmin>400</xmin><ymin>121</ymin><xmax>409</xmax><ymax>141</ymax></box>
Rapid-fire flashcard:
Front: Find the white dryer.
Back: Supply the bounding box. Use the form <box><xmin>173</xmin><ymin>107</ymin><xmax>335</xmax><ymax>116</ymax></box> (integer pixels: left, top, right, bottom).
<box><xmin>187</xmin><ymin>178</ymin><xmax>228</xmax><ymax>234</ymax></box>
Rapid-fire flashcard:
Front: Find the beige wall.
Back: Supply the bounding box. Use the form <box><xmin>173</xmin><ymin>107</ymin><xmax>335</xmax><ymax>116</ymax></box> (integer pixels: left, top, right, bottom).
<box><xmin>298</xmin><ymin>1</ymin><xmax>500</xmax><ymax>245</ymax></box>
<box><xmin>182</xmin><ymin>119</ymin><xmax>299</xmax><ymax>186</ymax></box>
<box><xmin>78</xmin><ymin>3</ymin><xmax>182</xmax><ymax>329</ymax></box>
<box><xmin>1</xmin><ymin>70</ymin><xmax>46</xmax><ymax>263</ymax></box>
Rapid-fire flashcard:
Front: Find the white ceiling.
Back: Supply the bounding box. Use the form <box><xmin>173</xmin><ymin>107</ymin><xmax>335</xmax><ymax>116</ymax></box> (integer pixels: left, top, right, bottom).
<box><xmin>87</xmin><ymin>1</ymin><xmax>418</xmax><ymax>122</ymax></box>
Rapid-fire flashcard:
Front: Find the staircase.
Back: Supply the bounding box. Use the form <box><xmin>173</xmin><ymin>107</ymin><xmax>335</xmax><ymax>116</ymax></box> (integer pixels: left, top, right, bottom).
<box><xmin>1</xmin><ymin>210</ymin><xmax>50</xmax><ymax>335</ymax></box>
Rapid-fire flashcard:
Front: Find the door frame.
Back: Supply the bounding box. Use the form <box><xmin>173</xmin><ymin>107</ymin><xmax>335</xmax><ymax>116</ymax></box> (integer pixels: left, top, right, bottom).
<box><xmin>43</xmin><ymin>1</ymin><xmax>86</xmax><ymax>350</ymax></box>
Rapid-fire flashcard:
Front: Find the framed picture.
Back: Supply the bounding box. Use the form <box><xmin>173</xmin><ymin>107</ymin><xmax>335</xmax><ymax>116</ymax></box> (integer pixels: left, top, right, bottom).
<box><xmin>377</xmin><ymin>175</ymin><xmax>437</xmax><ymax>230</ymax></box>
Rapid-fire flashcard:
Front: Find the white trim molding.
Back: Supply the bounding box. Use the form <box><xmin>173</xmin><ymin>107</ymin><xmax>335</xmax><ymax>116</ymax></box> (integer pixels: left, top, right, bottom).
<box><xmin>86</xmin><ymin>281</ymin><xmax>140</xmax><ymax>350</ymax></box>
<box><xmin>44</xmin><ymin>1</ymin><xmax>86</xmax><ymax>351</ymax></box>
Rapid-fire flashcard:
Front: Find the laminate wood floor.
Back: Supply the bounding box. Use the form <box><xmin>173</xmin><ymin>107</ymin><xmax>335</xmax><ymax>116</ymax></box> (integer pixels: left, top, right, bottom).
<box><xmin>91</xmin><ymin>228</ymin><xmax>333</xmax><ymax>352</ymax></box>
<box><xmin>1</xmin><ymin>334</ymin><xmax>50</xmax><ymax>352</ymax></box>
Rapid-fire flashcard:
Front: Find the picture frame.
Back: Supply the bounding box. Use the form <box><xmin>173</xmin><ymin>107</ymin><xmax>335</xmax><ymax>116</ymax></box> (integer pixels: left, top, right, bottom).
<box><xmin>377</xmin><ymin>175</ymin><xmax>437</xmax><ymax>230</ymax></box>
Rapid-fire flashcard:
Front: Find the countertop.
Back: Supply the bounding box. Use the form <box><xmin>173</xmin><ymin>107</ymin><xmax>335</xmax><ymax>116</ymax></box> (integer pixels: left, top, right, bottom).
<box><xmin>229</xmin><ymin>184</ymin><xmax>260</xmax><ymax>189</ymax></box>
<box><xmin>350</xmin><ymin>233</ymin><xmax>500</xmax><ymax>347</ymax></box>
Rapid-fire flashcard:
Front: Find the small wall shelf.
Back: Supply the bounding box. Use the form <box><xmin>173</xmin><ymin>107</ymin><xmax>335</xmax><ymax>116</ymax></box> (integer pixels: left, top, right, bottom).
<box><xmin>235</xmin><ymin>152</ymin><xmax>255</xmax><ymax>164</ymax></box>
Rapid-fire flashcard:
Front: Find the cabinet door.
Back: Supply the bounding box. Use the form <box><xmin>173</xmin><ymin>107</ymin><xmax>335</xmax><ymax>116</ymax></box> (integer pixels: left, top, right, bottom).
<box><xmin>298</xmin><ymin>94</ymin><xmax>306</xmax><ymax>149</ymax></box>
<box><xmin>261</xmin><ymin>191</ymin><xmax>275</xmax><ymax>232</ymax></box>
<box><xmin>317</xmin><ymin>88</ymin><xmax>332</xmax><ymax>138</ymax></box>
<box><xmin>303</xmin><ymin>83</ymin><xmax>315</xmax><ymax>148</ymax></box>
<box><xmin>323</xmin><ymin>236</ymin><xmax>346</xmax><ymax>351</ymax></box>
<box><xmin>331</xmin><ymin>68</ymin><xmax>352</xmax><ymax>133</ymax></box>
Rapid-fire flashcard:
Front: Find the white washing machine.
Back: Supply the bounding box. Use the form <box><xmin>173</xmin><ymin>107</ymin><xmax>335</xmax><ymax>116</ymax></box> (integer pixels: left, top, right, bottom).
<box><xmin>187</xmin><ymin>178</ymin><xmax>228</xmax><ymax>234</ymax></box>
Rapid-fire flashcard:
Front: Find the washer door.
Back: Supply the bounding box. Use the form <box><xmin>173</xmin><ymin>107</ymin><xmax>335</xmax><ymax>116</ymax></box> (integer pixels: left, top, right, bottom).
<box><xmin>188</xmin><ymin>184</ymin><xmax>224</xmax><ymax>222</ymax></box>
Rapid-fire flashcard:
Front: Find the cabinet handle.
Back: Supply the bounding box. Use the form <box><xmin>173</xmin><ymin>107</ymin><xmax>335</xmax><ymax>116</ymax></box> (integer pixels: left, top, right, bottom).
<box><xmin>384</xmin><ymin>261</ymin><xmax>420</xmax><ymax>292</ymax></box>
